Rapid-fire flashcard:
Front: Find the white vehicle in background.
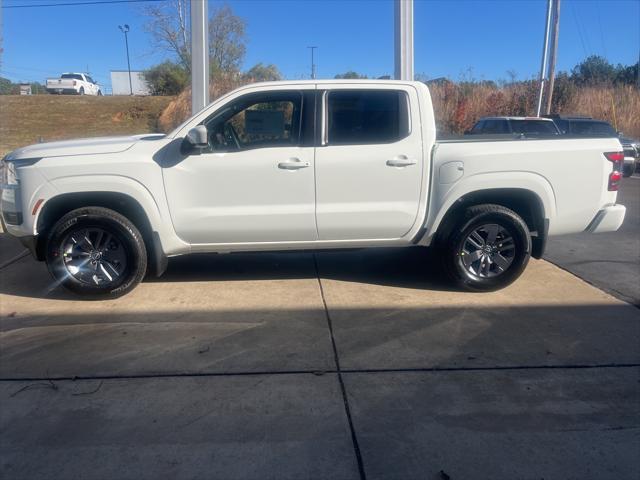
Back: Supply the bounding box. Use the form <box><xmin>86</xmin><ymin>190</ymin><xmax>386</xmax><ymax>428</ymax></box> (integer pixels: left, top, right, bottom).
<box><xmin>0</xmin><ymin>80</ymin><xmax>627</xmax><ymax>298</ymax></box>
<box><xmin>45</xmin><ymin>73</ymin><xmax>102</xmax><ymax>96</ymax></box>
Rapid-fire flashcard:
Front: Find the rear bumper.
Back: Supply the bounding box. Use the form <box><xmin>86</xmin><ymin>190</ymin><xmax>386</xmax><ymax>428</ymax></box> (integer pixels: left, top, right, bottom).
<box><xmin>586</xmin><ymin>204</ymin><xmax>626</xmax><ymax>233</ymax></box>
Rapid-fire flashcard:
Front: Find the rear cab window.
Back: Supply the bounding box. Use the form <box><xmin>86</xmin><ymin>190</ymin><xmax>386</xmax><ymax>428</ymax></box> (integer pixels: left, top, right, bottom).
<box><xmin>326</xmin><ymin>90</ymin><xmax>410</xmax><ymax>145</ymax></box>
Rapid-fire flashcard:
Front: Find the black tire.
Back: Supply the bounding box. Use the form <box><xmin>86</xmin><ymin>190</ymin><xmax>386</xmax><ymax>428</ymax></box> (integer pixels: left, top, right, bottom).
<box><xmin>45</xmin><ymin>207</ymin><xmax>147</xmax><ymax>299</ymax></box>
<box><xmin>440</xmin><ymin>204</ymin><xmax>531</xmax><ymax>291</ymax></box>
<box><xmin>622</xmin><ymin>163</ymin><xmax>633</xmax><ymax>178</ymax></box>
<box><xmin>97</xmin><ymin>90</ymin><xmax>103</xmax><ymax>96</ymax></box>
<box><xmin>79</xmin><ymin>87</ymin><xmax>85</xmax><ymax>95</ymax></box>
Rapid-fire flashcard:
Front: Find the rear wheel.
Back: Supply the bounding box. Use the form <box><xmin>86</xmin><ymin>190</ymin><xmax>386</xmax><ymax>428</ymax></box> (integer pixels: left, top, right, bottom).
<box><xmin>45</xmin><ymin>207</ymin><xmax>147</xmax><ymax>298</ymax></box>
<box><xmin>440</xmin><ymin>204</ymin><xmax>531</xmax><ymax>291</ymax></box>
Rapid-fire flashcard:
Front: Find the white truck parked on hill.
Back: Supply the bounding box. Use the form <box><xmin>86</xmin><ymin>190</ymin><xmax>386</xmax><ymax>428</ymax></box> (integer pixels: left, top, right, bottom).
<box><xmin>1</xmin><ymin>80</ymin><xmax>627</xmax><ymax>297</ymax></box>
<box><xmin>45</xmin><ymin>73</ymin><xmax>102</xmax><ymax>96</ymax></box>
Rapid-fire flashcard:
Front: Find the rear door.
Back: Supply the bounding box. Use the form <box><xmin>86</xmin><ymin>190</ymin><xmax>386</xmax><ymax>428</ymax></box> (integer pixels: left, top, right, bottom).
<box><xmin>314</xmin><ymin>85</ymin><xmax>423</xmax><ymax>240</ymax></box>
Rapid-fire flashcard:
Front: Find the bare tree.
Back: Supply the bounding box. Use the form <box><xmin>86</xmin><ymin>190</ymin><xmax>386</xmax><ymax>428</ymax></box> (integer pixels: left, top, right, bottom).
<box><xmin>143</xmin><ymin>0</ymin><xmax>190</xmax><ymax>72</ymax></box>
<box><xmin>208</xmin><ymin>4</ymin><xmax>246</xmax><ymax>73</ymax></box>
<box><xmin>143</xmin><ymin>2</ymin><xmax>247</xmax><ymax>76</ymax></box>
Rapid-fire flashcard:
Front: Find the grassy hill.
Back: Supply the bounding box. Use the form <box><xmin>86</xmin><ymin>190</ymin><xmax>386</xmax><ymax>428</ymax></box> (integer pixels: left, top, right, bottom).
<box><xmin>0</xmin><ymin>95</ymin><xmax>174</xmax><ymax>157</ymax></box>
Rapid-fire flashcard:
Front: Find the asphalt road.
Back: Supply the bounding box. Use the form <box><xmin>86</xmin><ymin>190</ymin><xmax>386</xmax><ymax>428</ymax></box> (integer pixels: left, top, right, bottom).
<box><xmin>545</xmin><ymin>175</ymin><xmax>640</xmax><ymax>306</ymax></box>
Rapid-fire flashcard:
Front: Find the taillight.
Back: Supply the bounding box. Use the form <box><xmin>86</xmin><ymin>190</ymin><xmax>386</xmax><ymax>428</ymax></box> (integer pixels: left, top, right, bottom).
<box><xmin>604</xmin><ymin>152</ymin><xmax>624</xmax><ymax>162</ymax></box>
<box><xmin>73</xmin><ymin>80</ymin><xmax>77</xmax><ymax>86</ymax></box>
<box><xmin>604</xmin><ymin>151</ymin><xmax>624</xmax><ymax>191</ymax></box>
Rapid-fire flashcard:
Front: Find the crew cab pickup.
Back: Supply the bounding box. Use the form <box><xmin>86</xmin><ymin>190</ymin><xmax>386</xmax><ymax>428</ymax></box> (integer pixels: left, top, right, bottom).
<box><xmin>0</xmin><ymin>80</ymin><xmax>627</xmax><ymax>298</ymax></box>
<box><xmin>46</xmin><ymin>73</ymin><xmax>102</xmax><ymax>96</ymax></box>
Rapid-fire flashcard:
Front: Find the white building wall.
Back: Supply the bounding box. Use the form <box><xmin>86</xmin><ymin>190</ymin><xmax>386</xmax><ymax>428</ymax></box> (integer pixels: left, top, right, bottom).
<box><xmin>110</xmin><ymin>71</ymin><xmax>151</xmax><ymax>96</ymax></box>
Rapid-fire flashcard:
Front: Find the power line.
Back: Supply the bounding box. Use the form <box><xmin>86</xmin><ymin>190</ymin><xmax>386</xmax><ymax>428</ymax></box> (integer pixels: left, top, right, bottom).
<box><xmin>3</xmin><ymin>0</ymin><xmax>163</xmax><ymax>9</ymax></box>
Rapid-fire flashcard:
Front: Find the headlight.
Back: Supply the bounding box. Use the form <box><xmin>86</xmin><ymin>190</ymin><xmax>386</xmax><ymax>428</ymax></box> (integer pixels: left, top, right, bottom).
<box><xmin>1</xmin><ymin>161</ymin><xmax>18</xmax><ymax>187</ymax></box>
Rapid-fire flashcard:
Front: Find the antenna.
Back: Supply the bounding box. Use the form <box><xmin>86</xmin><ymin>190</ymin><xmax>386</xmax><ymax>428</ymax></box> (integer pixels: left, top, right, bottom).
<box><xmin>307</xmin><ymin>46</ymin><xmax>317</xmax><ymax>79</ymax></box>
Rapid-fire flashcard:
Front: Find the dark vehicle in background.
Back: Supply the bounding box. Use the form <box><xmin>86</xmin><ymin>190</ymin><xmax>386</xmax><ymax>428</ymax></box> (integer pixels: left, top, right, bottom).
<box><xmin>545</xmin><ymin>115</ymin><xmax>639</xmax><ymax>177</ymax></box>
<box><xmin>466</xmin><ymin>117</ymin><xmax>561</xmax><ymax>137</ymax></box>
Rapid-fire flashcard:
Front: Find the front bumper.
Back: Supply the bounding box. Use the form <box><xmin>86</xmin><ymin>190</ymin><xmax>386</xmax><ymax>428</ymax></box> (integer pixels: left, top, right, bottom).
<box><xmin>586</xmin><ymin>204</ymin><xmax>626</xmax><ymax>233</ymax></box>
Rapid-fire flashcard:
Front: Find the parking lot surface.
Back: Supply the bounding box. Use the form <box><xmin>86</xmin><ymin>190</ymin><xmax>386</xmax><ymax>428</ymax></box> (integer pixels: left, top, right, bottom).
<box><xmin>1</xmin><ymin>233</ymin><xmax>639</xmax><ymax>479</ymax></box>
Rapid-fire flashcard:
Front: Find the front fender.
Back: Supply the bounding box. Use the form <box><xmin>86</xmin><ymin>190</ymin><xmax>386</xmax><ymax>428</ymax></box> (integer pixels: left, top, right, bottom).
<box><xmin>41</xmin><ymin>175</ymin><xmax>164</xmax><ymax>234</ymax></box>
<box><xmin>423</xmin><ymin>171</ymin><xmax>557</xmax><ymax>244</ymax></box>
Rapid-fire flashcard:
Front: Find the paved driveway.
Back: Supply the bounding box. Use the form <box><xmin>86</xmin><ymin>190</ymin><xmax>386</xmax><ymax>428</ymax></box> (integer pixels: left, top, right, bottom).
<box><xmin>1</xmin><ymin>235</ymin><xmax>639</xmax><ymax>480</ymax></box>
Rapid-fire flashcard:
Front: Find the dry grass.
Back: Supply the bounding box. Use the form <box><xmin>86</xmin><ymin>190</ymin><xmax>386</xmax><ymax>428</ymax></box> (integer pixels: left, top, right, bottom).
<box><xmin>0</xmin><ymin>95</ymin><xmax>174</xmax><ymax>157</ymax></box>
<box><xmin>159</xmin><ymin>79</ymin><xmax>639</xmax><ymax>140</ymax></box>
<box><xmin>157</xmin><ymin>74</ymin><xmax>243</xmax><ymax>132</ymax></box>
<box><xmin>430</xmin><ymin>82</ymin><xmax>640</xmax><ymax>138</ymax></box>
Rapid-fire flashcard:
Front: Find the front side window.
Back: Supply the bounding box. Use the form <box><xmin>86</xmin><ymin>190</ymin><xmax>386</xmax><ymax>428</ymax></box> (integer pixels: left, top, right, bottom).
<box><xmin>203</xmin><ymin>91</ymin><xmax>302</xmax><ymax>152</ymax></box>
<box><xmin>327</xmin><ymin>90</ymin><xmax>409</xmax><ymax>145</ymax></box>
<box><xmin>569</xmin><ymin>121</ymin><xmax>616</xmax><ymax>136</ymax></box>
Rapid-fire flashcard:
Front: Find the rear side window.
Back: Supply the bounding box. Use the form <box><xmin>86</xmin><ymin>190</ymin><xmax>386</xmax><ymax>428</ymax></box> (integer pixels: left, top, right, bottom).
<box><xmin>327</xmin><ymin>90</ymin><xmax>410</xmax><ymax>145</ymax></box>
<box><xmin>482</xmin><ymin>120</ymin><xmax>509</xmax><ymax>134</ymax></box>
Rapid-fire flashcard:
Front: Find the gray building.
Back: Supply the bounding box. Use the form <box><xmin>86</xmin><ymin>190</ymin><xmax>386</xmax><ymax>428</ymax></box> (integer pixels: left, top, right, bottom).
<box><xmin>110</xmin><ymin>70</ymin><xmax>151</xmax><ymax>96</ymax></box>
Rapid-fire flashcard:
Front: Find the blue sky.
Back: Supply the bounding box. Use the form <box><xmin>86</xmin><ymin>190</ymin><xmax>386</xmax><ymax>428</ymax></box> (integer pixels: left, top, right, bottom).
<box><xmin>1</xmin><ymin>0</ymin><xmax>638</xmax><ymax>92</ymax></box>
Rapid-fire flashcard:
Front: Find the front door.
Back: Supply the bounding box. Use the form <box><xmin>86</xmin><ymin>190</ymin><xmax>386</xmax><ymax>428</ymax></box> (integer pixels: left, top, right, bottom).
<box><xmin>162</xmin><ymin>89</ymin><xmax>317</xmax><ymax>245</ymax></box>
<box><xmin>314</xmin><ymin>86</ymin><xmax>424</xmax><ymax>240</ymax></box>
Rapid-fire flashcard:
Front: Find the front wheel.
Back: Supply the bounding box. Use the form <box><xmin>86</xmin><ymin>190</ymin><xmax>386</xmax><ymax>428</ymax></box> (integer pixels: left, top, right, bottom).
<box><xmin>440</xmin><ymin>204</ymin><xmax>531</xmax><ymax>291</ymax></box>
<box><xmin>45</xmin><ymin>207</ymin><xmax>147</xmax><ymax>298</ymax></box>
<box><xmin>78</xmin><ymin>87</ymin><xmax>85</xmax><ymax>95</ymax></box>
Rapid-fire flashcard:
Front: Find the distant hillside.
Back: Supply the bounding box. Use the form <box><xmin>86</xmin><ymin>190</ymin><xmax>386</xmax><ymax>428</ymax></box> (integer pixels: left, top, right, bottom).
<box><xmin>0</xmin><ymin>95</ymin><xmax>174</xmax><ymax>157</ymax></box>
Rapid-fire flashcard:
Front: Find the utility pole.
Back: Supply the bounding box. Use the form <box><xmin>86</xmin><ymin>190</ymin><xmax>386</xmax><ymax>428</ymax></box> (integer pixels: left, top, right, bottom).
<box><xmin>394</xmin><ymin>0</ymin><xmax>414</xmax><ymax>80</ymax></box>
<box><xmin>190</xmin><ymin>0</ymin><xmax>209</xmax><ymax>114</ymax></box>
<box><xmin>307</xmin><ymin>46</ymin><xmax>317</xmax><ymax>79</ymax></box>
<box><xmin>536</xmin><ymin>0</ymin><xmax>553</xmax><ymax>117</ymax></box>
<box><xmin>545</xmin><ymin>0</ymin><xmax>561</xmax><ymax>115</ymax></box>
<box><xmin>118</xmin><ymin>24</ymin><xmax>133</xmax><ymax>95</ymax></box>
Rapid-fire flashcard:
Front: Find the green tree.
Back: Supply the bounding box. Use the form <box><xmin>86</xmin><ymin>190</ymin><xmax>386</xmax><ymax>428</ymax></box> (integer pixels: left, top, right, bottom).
<box><xmin>0</xmin><ymin>77</ymin><xmax>14</xmax><ymax>95</ymax></box>
<box><xmin>571</xmin><ymin>55</ymin><xmax>617</xmax><ymax>85</ymax></box>
<box><xmin>242</xmin><ymin>63</ymin><xmax>282</xmax><ymax>82</ymax></box>
<box><xmin>144</xmin><ymin>61</ymin><xmax>189</xmax><ymax>95</ymax></box>
<box><xmin>334</xmin><ymin>71</ymin><xmax>368</xmax><ymax>79</ymax></box>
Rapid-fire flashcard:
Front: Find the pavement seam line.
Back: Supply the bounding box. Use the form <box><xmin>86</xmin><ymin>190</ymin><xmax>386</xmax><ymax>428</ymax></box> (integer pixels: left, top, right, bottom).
<box><xmin>2</xmin><ymin>364</ymin><xmax>638</xmax><ymax>383</ymax></box>
<box><xmin>313</xmin><ymin>253</ymin><xmax>367</xmax><ymax>480</ymax></box>
<box><xmin>0</xmin><ymin>250</ymin><xmax>30</xmax><ymax>271</ymax></box>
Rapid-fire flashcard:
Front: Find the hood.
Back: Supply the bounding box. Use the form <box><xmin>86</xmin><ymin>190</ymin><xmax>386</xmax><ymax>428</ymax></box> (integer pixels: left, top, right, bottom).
<box><xmin>4</xmin><ymin>134</ymin><xmax>166</xmax><ymax>161</ymax></box>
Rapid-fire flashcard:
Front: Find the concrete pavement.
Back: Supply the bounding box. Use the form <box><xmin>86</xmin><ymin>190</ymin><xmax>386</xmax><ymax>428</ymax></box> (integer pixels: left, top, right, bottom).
<box><xmin>1</xmin><ymin>238</ymin><xmax>639</xmax><ymax>479</ymax></box>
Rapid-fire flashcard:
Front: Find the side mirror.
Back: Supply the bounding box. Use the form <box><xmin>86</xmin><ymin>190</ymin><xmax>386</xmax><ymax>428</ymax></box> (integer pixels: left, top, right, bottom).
<box><xmin>184</xmin><ymin>125</ymin><xmax>209</xmax><ymax>150</ymax></box>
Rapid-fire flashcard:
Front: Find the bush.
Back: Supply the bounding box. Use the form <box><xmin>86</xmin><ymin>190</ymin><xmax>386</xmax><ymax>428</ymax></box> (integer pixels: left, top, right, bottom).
<box><xmin>144</xmin><ymin>62</ymin><xmax>189</xmax><ymax>96</ymax></box>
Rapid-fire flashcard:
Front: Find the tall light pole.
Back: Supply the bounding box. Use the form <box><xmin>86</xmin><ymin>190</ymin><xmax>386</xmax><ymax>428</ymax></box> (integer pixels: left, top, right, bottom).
<box><xmin>118</xmin><ymin>24</ymin><xmax>133</xmax><ymax>95</ymax></box>
<box><xmin>307</xmin><ymin>46</ymin><xmax>317</xmax><ymax>79</ymax></box>
<box><xmin>536</xmin><ymin>0</ymin><xmax>553</xmax><ymax>117</ymax></box>
<box><xmin>394</xmin><ymin>0</ymin><xmax>414</xmax><ymax>81</ymax></box>
<box><xmin>190</xmin><ymin>0</ymin><xmax>209</xmax><ymax>114</ymax></box>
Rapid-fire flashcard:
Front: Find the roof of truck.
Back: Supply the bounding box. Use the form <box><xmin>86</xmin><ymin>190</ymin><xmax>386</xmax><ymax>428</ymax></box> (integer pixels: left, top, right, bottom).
<box><xmin>478</xmin><ymin>116</ymin><xmax>556</xmax><ymax>121</ymax></box>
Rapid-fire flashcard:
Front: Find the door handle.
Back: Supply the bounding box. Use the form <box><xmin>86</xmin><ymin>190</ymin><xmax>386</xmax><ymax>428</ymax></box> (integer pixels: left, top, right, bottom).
<box><xmin>386</xmin><ymin>156</ymin><xmax>416</xmax><ymax>167</ymax></box>
<box><xmin>278</xmin><ymin>158</ymin><xmax>310</xmax><ymax>170</ymax></box>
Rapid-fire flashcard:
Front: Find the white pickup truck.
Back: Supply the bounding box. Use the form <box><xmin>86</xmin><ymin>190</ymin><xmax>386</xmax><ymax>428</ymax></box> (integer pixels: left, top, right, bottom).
<box><xmin>1</xmin><ymin>80</ymin><xmax>627</xmax><ymax>298</ymax></box>
<box><xmin>46</xmin><ymin>73</ymin><xmax>102</xmax><ymax>96</ymax></box>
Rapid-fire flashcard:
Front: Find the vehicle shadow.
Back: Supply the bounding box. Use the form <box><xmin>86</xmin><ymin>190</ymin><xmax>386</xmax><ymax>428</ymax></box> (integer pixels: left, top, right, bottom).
<box><xmin>0</xmin><ymin>239</ymin><xmax>458</xmax><ymax>300</ymax></box>
<box><xmin>151</xmin><ymin>247</ymin><xmax>456</xmax><ymax>291</ymax></box>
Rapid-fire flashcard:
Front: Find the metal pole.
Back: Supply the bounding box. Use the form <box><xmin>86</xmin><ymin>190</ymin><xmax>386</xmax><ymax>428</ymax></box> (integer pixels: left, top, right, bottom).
<box><xmin>394</xmin><ymin>0</ymin><xmax>414</xmax><ymax>81</ymax></box>
<box><xmin>124</xmin><ymin>30</ymin><xmax>133</xmax><ymax>95</ymax></box>
<box><xmin>536</xmin><ymin>0</ymin><xmax>553</xmax><ymax>117</ymax></box>
<box><xmin>545</xmin><ymin>0</ymin><xmax>561</xmax><ymax>115</ymax></box>
<box><xmin>307</xmin><ymin>46</ymin><xmax>317</xmax><ymax>79</ymax></box>
<box><xmin>190</xmin><ymin>0</ymin><xmax>209</xmax><ymax>114</ymax></box>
